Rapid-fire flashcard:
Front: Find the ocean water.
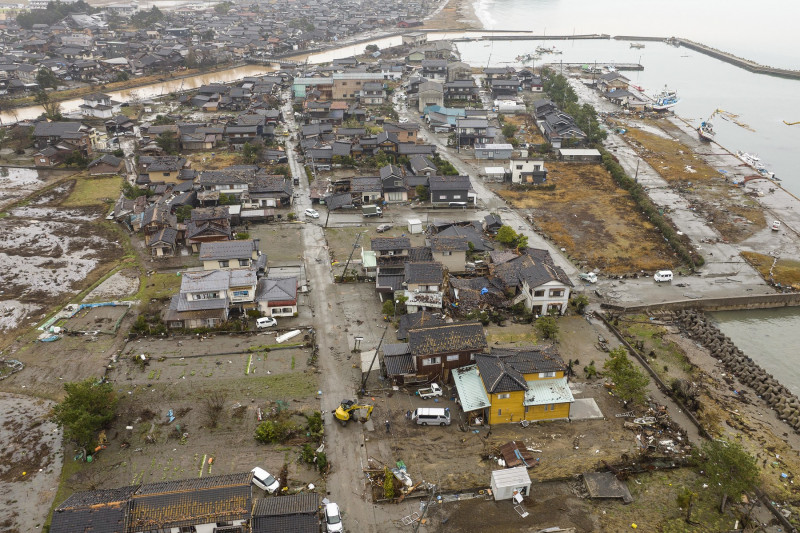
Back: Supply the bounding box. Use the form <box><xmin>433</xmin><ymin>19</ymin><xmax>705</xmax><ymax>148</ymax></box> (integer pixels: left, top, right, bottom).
<box><xmin>464</xmin><ymin>0</ymin><xmax>800</xmax><ymax>198</ymax></box>
<box><xmin>468</xmin><ymin>0</ymin><xmax>800</xmax><ymax>392</ymax></box>
<box><xmin>474</xmin><ymin>0</ymin><xmax>800</xmax><ymax>70</ymax></box>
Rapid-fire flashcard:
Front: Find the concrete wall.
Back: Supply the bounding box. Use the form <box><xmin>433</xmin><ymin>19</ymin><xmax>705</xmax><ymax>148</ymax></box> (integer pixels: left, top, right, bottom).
<box><xmin>602</xmin><ymin>292</ymin><xmax>800</xmax><ymax>313</ymax></box>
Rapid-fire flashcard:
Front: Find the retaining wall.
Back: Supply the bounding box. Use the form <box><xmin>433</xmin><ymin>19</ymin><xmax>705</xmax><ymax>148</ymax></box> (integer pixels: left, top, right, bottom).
<box><xmin>602</xmin><ymin>292</ymin><xmax>800</xmax><ymax>313</ymax></box>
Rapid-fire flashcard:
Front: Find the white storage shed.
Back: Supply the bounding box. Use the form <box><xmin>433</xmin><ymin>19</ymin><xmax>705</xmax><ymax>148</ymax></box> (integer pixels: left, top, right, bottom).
<box><xmin>407</xmin><ymin>218</ymin><xmax>423</xmax><ymax>234</ymax></box>
<box><xmin>490</xmin><ymin>466</ymin><xmax>531</xmax><ymax>501</ymax></box>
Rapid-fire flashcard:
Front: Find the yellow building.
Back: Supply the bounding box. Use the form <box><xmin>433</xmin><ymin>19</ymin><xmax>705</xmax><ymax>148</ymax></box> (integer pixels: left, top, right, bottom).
<box><xmin>474</xmin><ymin>347</ymin><xmax>573</xmax><ymax>425</ymax></box>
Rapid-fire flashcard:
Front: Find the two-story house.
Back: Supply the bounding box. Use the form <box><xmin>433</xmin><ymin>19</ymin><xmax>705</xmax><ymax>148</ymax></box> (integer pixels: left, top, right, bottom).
<box><xmin>510</xmin><ymin>159</ymin><xmax>548</xmax><ymax>185</ymax></box>
<box><xmin>421</xmin><ymin>59</ymin><xmax>447</xmax><ymax>81</ymax></box>
<box><xmin>490</xmin><ymin>248</ymin><xmax>573</xmax><ymax>315</ymax></box>
<box><xmin>139</xmin><ymin>156</ymin><xmax>189</xmax><ymax>184</ymax></box>
<box><xmin>199</xmin><ymin>240</ymin><xmax>262</xmax><ymax>271</ymax></box>
<box><xmin>474</xmin><ymin>347</ymin><xmax>574</xmax><ymax>424</ymax></box>
<box><xmin>403</xmin><ymin>262</ymin><xmax>444</xmax><ymax>313</ymax></box>
<box><xmin>456</xmin><ymin>117</ymin><xmax>493</xmax><ymax>147</ymax></box>
<box><xmin>428</xmin><ymin>175</ymin><xmax>474</xmax><ymax>206</ymax></box>
<box><xmin>79</xmin><ymin>92</ymin><xmax>121</xmax><ymax>118</ymax></box>
<box><xmin>380</xmin><ymin>164</ymin><xmax>408</xmax><ymax>203</ymax></box>
<box><xmin>444</xmin><ymin>79</ymin><xmax>479</xmax><ymax>102</ymax></box>
<box><xmin>32</xmin><ymin>121</ymin><xmax>93</xmax><ymax>157</ymax></box>
<box><xmin>490</xmin><ymin>77</ymin><xmax>521</xmax><ymax>97</ymax></box>
<box><xmin>430</xmin><ymin>235</ymin><xmax>470</xmax><ymax>273</ymax></box>
<box><xmin>417</xmin><ymin>80</ymin><xmax>444</xmax><ymax>112</ymax></box>
<box><xmin>165</xmin><ymin>268</ymin><xmax>257</xmax><ymax>328</ymax></box>
<box><xmin>360</xmin><ymin>81</ymin><xmax>386</xmax><ymax>105</ymax></box>
<box><xmin>255</xmin><ymin>277</ymin><xmax>298</xmax><ymax>317</ymax></box>
<box><xmin>404</xmin><ymin>321</ymin><xmax>488</xmax><ymax>380</ymax></box>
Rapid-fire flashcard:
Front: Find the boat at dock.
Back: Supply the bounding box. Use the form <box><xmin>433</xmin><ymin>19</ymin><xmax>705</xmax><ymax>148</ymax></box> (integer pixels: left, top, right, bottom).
<box><xmin>736</xmin><ymin>151</ymin><xmax>776</xmax><ymax>179</ymax></box>
<box><xmin>698</xmin><ymin>113</ymin><xmax>716</xmax><ymax>142</ymax></box>
<box><xmin>651</xmin><ymin>86</ymin><xmax>680</xmax><ymax>110</ymax></box>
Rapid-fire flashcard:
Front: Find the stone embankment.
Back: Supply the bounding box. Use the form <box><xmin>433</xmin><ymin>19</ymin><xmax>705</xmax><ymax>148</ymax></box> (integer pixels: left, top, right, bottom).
<box><xmin>673</xmin><ymin>309</ymin><xmax>800</xmax><ymax>432</ymax></box>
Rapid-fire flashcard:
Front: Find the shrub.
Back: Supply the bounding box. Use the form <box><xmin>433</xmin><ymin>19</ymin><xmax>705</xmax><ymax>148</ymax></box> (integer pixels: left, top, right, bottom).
<box><xmin>535</xmin><ymin>315</ymin><xmax>559</xmax><ymax>340</ymax></box>
<box><xmin>383</xmin><ymin>467</ymin><xmax>395</xmax><ymax>499</ymax></box>
<box><xmin>254</xmin><ymin>420</ymin><xmax>297</xmax><ymax>444</ymax></box>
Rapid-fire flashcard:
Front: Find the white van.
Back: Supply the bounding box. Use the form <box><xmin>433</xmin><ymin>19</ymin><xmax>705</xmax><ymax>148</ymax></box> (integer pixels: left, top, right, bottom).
<box><xmin>654</xmin><ymin>270</ymin><xmax>674</xmax><ymax>283</ymax></box>
<box><xmin>412</xmin><ymin>407</ymin><xmax>451</xmax><ymax>426</ymax></box>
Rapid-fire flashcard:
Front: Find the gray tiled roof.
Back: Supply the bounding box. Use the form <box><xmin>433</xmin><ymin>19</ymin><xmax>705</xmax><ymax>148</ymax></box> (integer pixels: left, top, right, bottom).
<box><xmin>397</xmin><ymin>311</ymin><xmax>445</xmax><ymax>340</ymax></box>
<box><xmin>475</xmin><ymin>346</ymin><xmax>566</xmax><ymax>393</ymax></box>
<box><xmin>199</xmin><ymin>240</ymin><xmax>256</xmax><ymax>261</ymax></box>
<box><xmin>252</xmin><ymin>492</ymin><xmax>318</xmax><ymax>517</ymax></box>
<box><xmin>408</xmin><ymin>321</ymin><xmax>486</xmax><ymax>356</ymax></box>
<box><xmin>385</xmin><ymin>353</ymin><xmax>415</xmax><ymax>375</ymax></box>
<box><xmin>371</xmin><ymin>237</ymin><xmax>411</xmax><ymax>252</ymax></box>
<box><xmin>430</xmin><ymin>235</ymin><xmax>470</xmax><ymax>252</ymax></box>
<box><xmin>404</xmin><ymin>262</ymin><xmax>443</xmax><ymax>284</ymax></box>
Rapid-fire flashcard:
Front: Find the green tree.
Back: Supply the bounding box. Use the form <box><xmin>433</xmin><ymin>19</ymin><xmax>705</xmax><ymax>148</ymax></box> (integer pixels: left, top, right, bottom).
<box><xmin>219</xmin><ymin>193</ymin><xmax>237</xmax><ymax>205</ymax></box>
<box><xmin>64</xmin><ymin>150</ymin><xmax>88</xmax><ymax>168</ymax></box>
<box><xmin>241</xmin><ymin>141</ymin><xmax>263</xmax><ymax>164</ymax></box>
<box><xmin>571</xmin><ymin>294</ymin><xmax>589</xmax><ymax>314</ymax></box>
<box><xmin>36</xmin><ymin>67</ymin><xmax>59</xmax><ymax>89</ymax></box>
<box><xmin>214</xmin><ymin>1</ymin><xmax>232</xmax><ymax>13</ymax></box>
<box><xmin>535</xmin><ymin>315</ymin><xmax>559</xmax><ymax>340</ymax></box>
<box><xmin>365</xmin><ymin>44</ymin><xmax>379</xmax><ymax>54</ymax></box>
<box><xmin>501</xmin><ymin>123</ymin><xmax>518</xmax><ymax>139</ymax></box>
<box><xmin>415</xmin><ymin>185</ymin><xmax>429</xmax><ymax>202</ymax></box>
<box><xmin>51</xmin><ymin>379</ymin><xmax>118</xmax><ymax>450</ymax></box>
<box><xmin>114</xmin><ymin>71</ymin><xmax>129</xmax><ymax>82</ymax></box>
<box><xmin>155</xmin><ymin>131</ymin><xmax>180</xmax><ymax>154</ymax></box>
<box><xmin>175</xmin><ymin>205</ymin><xmax>193</xmax><ymax>222</ymax></box>
<box><xmin>603</xmin><ymin>347</ymin><xmax>650</xmax><ymax>405</ymax></box>
<box><xmin>131</xmin><ymin>6</ymin><xmax>164</xmax><ymax>28</ymax></box>
<box><xmin>35</xmin><ymin>90</ymin><xmax>61</xmax><ymax>120</ymax></box>
<box><xmin>699</xmin><ymin>439</ymin><xmax>759</xmax><ymax>513</ymax></box>
<box><xmin>381</xmin><ymin>300</ymin><xmax>395</xmax><ymax>316</ymax></box>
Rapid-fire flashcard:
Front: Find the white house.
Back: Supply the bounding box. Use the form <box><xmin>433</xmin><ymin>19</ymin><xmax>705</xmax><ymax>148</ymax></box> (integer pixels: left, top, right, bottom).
<box><xmin>510</xmin><ymin>159</ymin><xmax>547</xmax><ymax>185</ymax></box>
<box><xmin>80</xmin><ymin>92</ymin><xmax>121</xmax><ymax>119</ymax></box>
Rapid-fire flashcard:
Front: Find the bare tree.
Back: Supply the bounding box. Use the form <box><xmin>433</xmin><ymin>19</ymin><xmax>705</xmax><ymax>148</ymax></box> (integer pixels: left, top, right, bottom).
<box><xmin>202</xmin><ymin>391</ymin><xmax>227</xmax><ymax>428</ymax></box>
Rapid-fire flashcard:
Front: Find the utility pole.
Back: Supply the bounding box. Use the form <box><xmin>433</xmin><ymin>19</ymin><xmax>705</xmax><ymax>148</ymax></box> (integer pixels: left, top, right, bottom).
<box><xmin>413</xmin><ymin>484</ymin><xmax>438</xmax><ymax>533</ymax></box>
<box><xmin>339</xmin><ymin>232</ymin><xmax>362</xmax><ymax>283</ymax></box>
<box><xmin>360</xmin><ymin>325</ymin><xmax>388</xmax><ymax>393</ymax></box>
<box><xmin>634</xmin><ymin>159</ymin><xmax>640</xmax><ymax>183</ymax></box>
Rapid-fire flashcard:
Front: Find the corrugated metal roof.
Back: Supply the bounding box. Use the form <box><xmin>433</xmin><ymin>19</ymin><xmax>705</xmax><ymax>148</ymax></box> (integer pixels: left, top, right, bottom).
<box><xmin>452</xmin><ymin>365</ymin><xmax>491</xmax><ymax>413</ymax></box>
<box><xmin>523</xmin><ymin>377</ymin><xmax>574</xmax><ymax>406</ymax></box>
<box><xmin>491</xmin><ymin>466</ymin><xmax>531</xmax><ymax>487</ymax></box>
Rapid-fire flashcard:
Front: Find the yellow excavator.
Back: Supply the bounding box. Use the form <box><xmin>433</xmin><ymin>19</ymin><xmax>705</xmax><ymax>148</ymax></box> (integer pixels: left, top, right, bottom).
<box><xmin>333</xmin><ymin>399</ymin><xmax>374</xmax><ymax>426</ymax></box>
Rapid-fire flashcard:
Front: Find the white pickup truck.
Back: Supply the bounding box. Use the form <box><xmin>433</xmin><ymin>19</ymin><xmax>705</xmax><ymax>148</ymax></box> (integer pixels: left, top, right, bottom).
<box><xmin>415</xmin><ymin>383</ymin><xmax>443</xmax><ymax>399</ymax></box>
<box><xmin>579</xmin><ymin>272</ymin><xmax>597</xmax><ymax>284</ymax></box>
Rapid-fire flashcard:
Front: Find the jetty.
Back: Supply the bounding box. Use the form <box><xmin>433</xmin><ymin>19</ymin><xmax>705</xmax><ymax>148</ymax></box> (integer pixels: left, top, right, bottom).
<box><xmin>453</xmin><ymin>33</ymin><xmax>610</xmax><ymax>42</ymax></box>
<box><xmin>543</xmin><ymin>62</ymin><xmax>644</xmax><ymax>71</ymax></box>
<box><xmin>670</xmin><ymin>37</ymin><xmax>800</xmax><ymax>80</ymax></box>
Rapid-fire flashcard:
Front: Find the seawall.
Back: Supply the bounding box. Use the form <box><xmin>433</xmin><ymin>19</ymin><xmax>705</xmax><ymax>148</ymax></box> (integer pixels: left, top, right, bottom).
<box><xmin>673</xmin><ymin>37</ymin><xmax>800</xmax><ymax>80</ymax></box>
<box><xmin>601</xmin><ymin>292</ymin><xmax>800</xmax><ymax>313</ymax></box>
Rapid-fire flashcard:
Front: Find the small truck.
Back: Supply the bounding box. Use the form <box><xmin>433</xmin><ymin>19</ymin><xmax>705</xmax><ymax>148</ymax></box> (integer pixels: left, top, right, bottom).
<box><xmin>579</xmin><ymin>272</ymin><xmax>597</xmax><ymax>284</ymax></box>
<box><xmin>415</xmin><ymin>383</ymin><xmax>443</xmax><ymax>399</ymax></box>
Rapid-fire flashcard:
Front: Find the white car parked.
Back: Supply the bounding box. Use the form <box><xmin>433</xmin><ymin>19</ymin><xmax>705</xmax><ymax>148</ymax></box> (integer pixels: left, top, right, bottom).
<box><xmin>325</xmin><ymin>502</ymin><xmax>344</xmax><ymax>532</ymax></box>
<box><xmin>304</xmin><ymin>208</ymin><xmax>320</xmax><ymax>219</ymax></box>
<box><xmin>251</xmin><ymin>467</ymin><xmax>280</xmax><ymax>493</ymax></box>
<box><xmin>256</xmin><ymin>317</ymin><xmax>277</xmax><ymax>329</ymax></box>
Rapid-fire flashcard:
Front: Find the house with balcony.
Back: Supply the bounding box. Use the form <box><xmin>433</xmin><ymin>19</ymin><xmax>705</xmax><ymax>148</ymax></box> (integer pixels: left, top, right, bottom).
<box><xmin>444</xmin><ymin>79</ymin><xmax>479</xmax><ymax>102</ymax></box>
<box><xmin>385</xmin><ymin>321</ymin><xmax>487</xmax><ymax>382</ymax></box>
<box><xmin>473</xmin><ymin>347</ymin><xmax>573</xmax><ymax>424</ymax></box>
<box><xmin>79</xmin><ymin>92</ymin><xmax>121</xmax><ymax>119</ymax></box>
<box><xmin>380</xmin><ymin>164</ymin><xmax>408</xmax><ymax>203</ymax></box>
<box><xmin>510</xmin><ymin>159</ymin><xmax>548</xmax><ymax>185</ymax></box>
<box><xmin>490</xmin><ymin>248</ymin><xmax>573</xmax><ymax>315</ymax></box>
<box><xmin>455</xmin><ymin>117</ymin><xmax>493</xmax><ymax>147</ymax></box>
<box><xmin>403</xmin><ymin>262</ymin><xmax>444</xmax><ymax>313</ymax></box>
<box><xmin>165</xmin><ymin>268</ymin><xmax>257</xmax><ymax>328</ymax></box>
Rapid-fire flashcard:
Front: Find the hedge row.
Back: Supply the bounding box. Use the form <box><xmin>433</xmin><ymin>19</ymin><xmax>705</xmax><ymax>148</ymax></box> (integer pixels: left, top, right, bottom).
<box><xmin>600</xmin><ymin>148</ymin><xmax>704</xmax><ymax>269</ymax></box>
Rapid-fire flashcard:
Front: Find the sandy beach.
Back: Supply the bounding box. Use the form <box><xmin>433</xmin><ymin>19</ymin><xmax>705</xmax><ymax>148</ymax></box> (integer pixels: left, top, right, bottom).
<box><xmin>423</xmin><ymin>0</ymin><xmax>483</xmax><ymax>30</ymax></box>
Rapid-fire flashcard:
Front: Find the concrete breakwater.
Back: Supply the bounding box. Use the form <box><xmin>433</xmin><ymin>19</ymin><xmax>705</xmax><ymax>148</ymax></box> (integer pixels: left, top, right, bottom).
<box><xmin>673</xmin><ymin>309</ymin><xmax>800</xmax><ymax>433</ymax></box>
<box><xmin>673</xmin><ymin>37</ymin><xmax>800</xmax><ymax>80</ymax></box>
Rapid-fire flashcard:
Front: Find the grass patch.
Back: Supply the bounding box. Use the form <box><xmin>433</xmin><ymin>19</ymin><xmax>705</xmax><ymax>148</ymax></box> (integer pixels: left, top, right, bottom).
<box><xmin>134</xmin><ymin>272</ymin><xmax>182</xmax><ymax>301</ymax></box>
<box><xmin>497</xmin><ymin>162</ymin><xmax>678</xmax><ymax>274</ymax></box>
<box><xmin>43</xmin><ymin>453</ymin><xmax>84</xmax><ymax>532</ymax></box>
<box><xmin>741</xmin><ymin>251</ymin><xmax>800</xmax><ymax>289</ymax></box>
<box><xmin>184</xmin><ymin>151</ymin><xmax>243</xmax><ymax>171</ymax></box>
<box><xmin>61</xmin><ymin>175</ymin><xmax>123</xmax><ymax>207</ymax></box>
<box><xmin>619</xmin><ymin>315</ymin><xmax>694</xmax><ymax>382</ymax></box>
<box><xmin>619</xmin><ymin>120</ymin><xmax>719</xmax><ymax>184</ymax></box>
<box><xmin>485</xmin><ymin>330</ymin><xmax>539</xmax><ymax>346</ymax></box>
<box><xmin>238</xmin><ymin>372</ymin><xmax>318</xmax><ymax>400</ymax></box>
<box><xmin>599</xmin><ymin>468</ymin><xmax>735</xmax><ymax>532</ymax></box>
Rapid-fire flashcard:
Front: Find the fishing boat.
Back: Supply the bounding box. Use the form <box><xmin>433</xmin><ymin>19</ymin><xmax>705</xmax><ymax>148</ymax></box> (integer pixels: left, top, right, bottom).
<box><xmin>630</xmin><ymin>42</ymin><xmax>645</xmax><ymax>49</ymax></box>
<box><xmin>651</xmin><ymin>86</ymin><xmax>680</xmax><ymax>110</ymax></box>
<box><xmin>736</xmin><ymin>151</ymin><xmax>776</xmax><ymax>179</ymax></box>
<box><xmin>697</xmin><ymin>115</ymin><xmax>715</xmax><ymax>142</ymax></box>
